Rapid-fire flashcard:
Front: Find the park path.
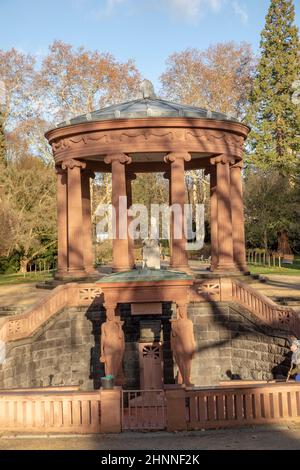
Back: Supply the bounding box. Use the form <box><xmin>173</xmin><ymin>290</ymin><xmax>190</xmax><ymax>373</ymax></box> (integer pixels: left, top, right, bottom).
<box><xmin>248</xmin><ymin>275</ymin><xmax>300</xmax><ymax>296</ymax></box>
<box><xmin>245</xmin><ymin>275</ymin><xmax>300</xmax><ymax>315</ymax></box>
<box><xmin>0</xmin><ymin>425</ymin><xmax>300</xmax><ymax>450</ymax></box>
<box><xmin>0</xmin><ymin>283</ymin><xmax>49</xmax><ymax>312</ymax></box>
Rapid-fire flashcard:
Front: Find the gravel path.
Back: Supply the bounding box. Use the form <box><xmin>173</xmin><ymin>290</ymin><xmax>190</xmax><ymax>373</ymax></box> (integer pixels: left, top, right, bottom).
<box><xmin>0</xmin><ymin>425</ymin><xmax>300</xmax><ymax>450</ymax></box>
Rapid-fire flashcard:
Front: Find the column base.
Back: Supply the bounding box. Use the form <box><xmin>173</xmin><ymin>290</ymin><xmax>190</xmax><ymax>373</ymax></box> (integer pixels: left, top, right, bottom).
<box><xmin>211</xmin><ymin>264</ymin><xmax>239</xmax><ymax>273</ymax></box>
<box><xmin>210</xmin><ymin>264</ymin><xmax>250</xmax><ymax>275</ymax></box>
<box><xmin>54</xmin><ymin>269</ymin><xmax>96</xmax><ymax>281</ymax></box>
<box><xmin>112</xmin><ymin>266</ymin><xmax>132</xmax><ymax>273</ymax></box>
<box><xmin>169</xmin><ymin>264</ymin><xmax>192</xmax><ymax>275</ymax></box>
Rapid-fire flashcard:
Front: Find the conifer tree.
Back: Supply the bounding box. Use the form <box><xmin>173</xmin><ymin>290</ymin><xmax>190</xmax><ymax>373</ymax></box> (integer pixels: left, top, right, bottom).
<box><xmin>247</xmin><ymin>0</ymin><xmax>300</xmax><ymax>174</ymax></box>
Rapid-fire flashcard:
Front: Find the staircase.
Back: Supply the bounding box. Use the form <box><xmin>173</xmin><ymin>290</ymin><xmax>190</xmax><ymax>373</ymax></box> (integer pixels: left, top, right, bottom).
<box><xmin>0</xmin><ymin>278</ymin><xmax>298</xmax><ymax>344</ymax></box>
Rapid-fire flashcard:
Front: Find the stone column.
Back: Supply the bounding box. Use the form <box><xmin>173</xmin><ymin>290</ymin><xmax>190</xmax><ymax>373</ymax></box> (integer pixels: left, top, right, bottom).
<box><xmin>104</xmin><ymin>153</ymin><xmax>131</xmax><ymax>272</ymax></box>
<box><xmin>209</xmin><ymin>166</ymin><xmax>219</xmax><ymax>271</ymax></box>
<box><xmin>211</xmin><ymin>154</ymin><xmax>236</xmax><ymax>272</ymax></box>
<box><xmin>164</xmin><ymin>152</ymin><xmax>191</xmax><ymax>271</ymax></box>
<box><xmin>81</xmin><ymin>169</ymin><xmax>97</xmax><ymax>275</ymax></box>
<box><xmin>62</xmin><ymin>159</ymin><xmax>86</xmax><ymax>277</ymax></box>
<box><xmin>230</xmin><ymin>160</ymin><xmax>248</xmax><ymax>272</ymax></box>
<box><xmin>55</xmin><ymin>166</ymin><xmax>68</xmax><ymax>279</ymax></box>
<box><xmin>163</xmin><ymin>172</ymin><xmax>172</xmax><ymax>261</ymax></box>
<box><xmin>126</xmin><ymin>172</ymin><xmax>136</xmax><ymax>269</ymax></box>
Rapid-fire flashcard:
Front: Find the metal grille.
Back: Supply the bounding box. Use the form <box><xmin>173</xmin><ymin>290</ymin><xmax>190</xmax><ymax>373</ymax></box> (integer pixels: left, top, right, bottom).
<box><xmin>122</xmin><ymin>389</ymin><xmax>166</xmax><ymax>430</ymax></box>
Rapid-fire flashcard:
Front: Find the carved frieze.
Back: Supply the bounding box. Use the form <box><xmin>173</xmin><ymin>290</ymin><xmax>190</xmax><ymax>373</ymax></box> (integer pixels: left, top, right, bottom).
<box><xmin>49</xmin><ymin>125</ymin><xmax>246</xmax><ymax>161</ymax></box>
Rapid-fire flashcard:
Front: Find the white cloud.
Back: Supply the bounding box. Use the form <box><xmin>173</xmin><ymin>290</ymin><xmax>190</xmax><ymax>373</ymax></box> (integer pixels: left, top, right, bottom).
<box><xmin>91</xmin><ymin>0</ymin><xmax>127</xmax><ymax>18</ymax></box>
<box><xmin>164</xmin><ymin>0</ymin><xmax>227</xmax><ymax>22</ymax></box>
<box><xmin>165</xmin><ymin>0</ymin><xmax>203</xmax><ymax>19</ymax></box>
<box><xmin>105</xmin><ymin>0</ymin><xmax>127</xmax><ymax>14</ymax></box>
<box><xmin>90</xmin><ymin>0</ymin><xmax>248</xmax><ymax>24</ymax></box>
<box><xmin>231</xmin><ymin>0</ymin><xmax>248</xmax><ymax>24</ymax></box>
<box><xmin>208</xmin><ymin>0</ymin><xmax>224</xmax><ymax>12</ymax></box>
<box><xmin>163</xmin><ymin>0</ymin><xmax>248</xmax><ymax>24</ymax></box>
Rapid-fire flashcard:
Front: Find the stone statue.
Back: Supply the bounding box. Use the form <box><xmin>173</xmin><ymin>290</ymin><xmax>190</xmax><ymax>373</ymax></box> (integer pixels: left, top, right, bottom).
<box><xmin>142</xmin><ymin>238</ymin><xmax>160</xmax><ymax>269</ymax></box>
<box><xmin>278</xmin><ymin>230</ymin><xmax>293</xmax><ymax>256</ymax></box>
<box><xmin>100</xmin><ymin>309</ymin><xmax>125</xmax><ymax>381</ymax></box>
<box><xmin>140</xmin><ymin>79</ymin><xmax>156</xmax><ymax>99</ymax></box>
<box><xmin>170</xmin><ymin>306</ymin><xmax>196</xmax><ymax>386</ymax></box>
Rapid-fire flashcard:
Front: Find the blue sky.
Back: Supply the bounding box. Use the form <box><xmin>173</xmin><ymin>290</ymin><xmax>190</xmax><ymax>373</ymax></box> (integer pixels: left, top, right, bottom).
<box><xmin>0</xmin><ymin>0</ymin><xmax>299</xmax><ymax>88</ymax></box>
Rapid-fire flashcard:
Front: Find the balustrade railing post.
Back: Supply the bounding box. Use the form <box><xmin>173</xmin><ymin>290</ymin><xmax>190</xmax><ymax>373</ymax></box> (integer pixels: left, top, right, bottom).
<box><xmin>166</xmin><ymin>388</ymin><xmax>187</xmax><ymax>432</ymax></box>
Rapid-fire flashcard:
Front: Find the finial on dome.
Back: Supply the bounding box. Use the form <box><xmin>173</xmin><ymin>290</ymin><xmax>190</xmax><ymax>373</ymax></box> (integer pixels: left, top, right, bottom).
<box><xmin>140</xmin><ymin>79</ymin><xmax>156</xmax><ymax>99</ymax></box>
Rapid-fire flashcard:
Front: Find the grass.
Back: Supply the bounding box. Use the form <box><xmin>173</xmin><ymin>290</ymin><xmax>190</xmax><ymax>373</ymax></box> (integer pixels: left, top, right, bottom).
<box><xmin>248</xmin><ymin>259</ymin><xmax>300</xmax><ymax>276</ymax></box>
<box><xmin>0</xmin><ymin>271</ymin><xmax>54</xmax><ymax>285</ymax></box>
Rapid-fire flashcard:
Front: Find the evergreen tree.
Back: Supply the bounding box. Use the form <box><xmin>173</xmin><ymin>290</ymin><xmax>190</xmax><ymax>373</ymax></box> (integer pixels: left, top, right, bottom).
<box><xmin>246</xmin><ymin>0</ymin><xmax>300</xmax><ymax>175</ymax></box>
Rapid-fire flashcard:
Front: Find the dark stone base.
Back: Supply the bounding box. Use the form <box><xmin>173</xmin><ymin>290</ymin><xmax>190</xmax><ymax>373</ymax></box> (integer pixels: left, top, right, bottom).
<box><xmin>189</xmin><ymin>302</ymin><xmax>291</xmax><ymax>385</ymax></box>
<box><xmin>0</xmin><ymin>300</ymin><xmax>291</xmax><ymax>390</ymax></box>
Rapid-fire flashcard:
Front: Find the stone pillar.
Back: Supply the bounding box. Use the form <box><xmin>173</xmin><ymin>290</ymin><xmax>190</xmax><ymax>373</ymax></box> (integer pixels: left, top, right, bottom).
<box><xmin>211</xmin><ymin>154</ymin><xmax>236</xmax><ymax>272</ymax></box>
<box><xmin>230</xmin><ymin>160</ymin><xmax>248</xmax><ymax>272</ymax></box>
<box><xmin>104</xmin><ymin>153</ymin><xmax>131</xmax><ymax>272</ymax></box>
<box><xmin>100</xmin><ymin>388</ymin><xmax>122</xmax><ymax>433</ymax></box>
<box><xmin>126</xmin><ymin>172</ymin><xmax>136</xmax><ymax>269</ymax></box>
<box><xmin>81</xmin><ymin>169</ymin><xmax>97</xmax><ymax>275</ymax></box>
<box><xmin>163</xmin><ymin>171</ymin><xmax>172</xmax><ymax>261</ymax></box>
<box><xmin>164</xmin><ymin>153</ymin><xmax>191</xmax><ymax>271</ymax></box>
<box><xmin>209</xmin><ymin>166</ymin><xmax>219</xmax><ymax>271</ymax></box>
<box><xmin>165</xmin><ymin>388</ymin><xmax>187</xmax><ymax>432</ymax></box>
<box><xmin>55</xmin><ymin>166</ymin><xmax>68</xmax><ymax>278</ymax></box>
<box><xmin>62</xmin><ymin>159</ymin><xmax>86</xmax><ymax>277</ymax></box>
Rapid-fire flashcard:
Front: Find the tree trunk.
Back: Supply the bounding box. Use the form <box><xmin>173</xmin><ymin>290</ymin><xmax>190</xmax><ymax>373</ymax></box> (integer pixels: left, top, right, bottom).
<box><xmin>19</xmin><ymin>258</ymin><xmax>29</xmax><ymax>274</ymax></box>
<box><xmin>263</xmin><ymin>230</ymin><xmax>268</xmax><ymax>252</ymax></box>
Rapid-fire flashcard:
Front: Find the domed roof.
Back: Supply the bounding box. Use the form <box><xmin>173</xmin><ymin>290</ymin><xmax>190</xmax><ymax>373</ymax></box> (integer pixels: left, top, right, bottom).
<box><xmin>55</xmin><ymin>80</ymin><xmax>239</xmax><ymax>129</ymax></box>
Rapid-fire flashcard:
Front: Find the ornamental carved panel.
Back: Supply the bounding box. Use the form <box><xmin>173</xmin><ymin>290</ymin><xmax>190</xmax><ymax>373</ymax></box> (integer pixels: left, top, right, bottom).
<box><xmin>191</xmin><ymin>281</ymin><xmax>221</xmax><ymax>301</ymax></box>
<box><xmin>277</xmin><ymin>310</ymin><xmax>292</xmax><ymax>326</ymax></box>
<box><xmin>48</xmin><ymin>119</ymin><xmax>247</xmax><ymax>162</ymax></box>
<box><xmin>79</xmin><ymin>287</ymin><xmax>103</xmax><ymax>304</ymax></box>
<box><xmin>7</xmin><ymin>320</ymin><xmax>22</xmax><ymax>338</ymax></box>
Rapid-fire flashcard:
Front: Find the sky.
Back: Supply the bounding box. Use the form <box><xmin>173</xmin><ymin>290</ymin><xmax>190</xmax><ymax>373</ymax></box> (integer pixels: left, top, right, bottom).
<box><xmin>0</xmin><ymin>0</ymin><xmax>299</xmax><ymax>89</ymax></box>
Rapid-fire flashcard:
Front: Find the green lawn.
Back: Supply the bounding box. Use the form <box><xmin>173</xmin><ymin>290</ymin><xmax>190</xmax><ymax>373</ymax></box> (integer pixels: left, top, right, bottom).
<box><xmin>248</xmin><ymin>260</ymin><xmax>300</xmax><ymax>276</ymax></box>
<box><xmin>0</xmin><ymin>271</ymin><xmax>54</xmax><ymax>285</ymax></box>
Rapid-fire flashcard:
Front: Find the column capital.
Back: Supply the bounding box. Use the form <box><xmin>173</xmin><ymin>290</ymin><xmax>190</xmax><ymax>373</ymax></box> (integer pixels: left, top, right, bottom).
<box><xmin>62</xmin><ymin>159</ymin><xmax>86</xmax><ymax>170</ymax></box>
<box><xmin>104</xmin><ymin>153</ymin><xmax>132</xmax><ymax>165</ymax></box>
<box><xmin>210</xmin><ymin>154</ymin><xmax>235</xmax><ymax>166</ymax></box>
<box><xmin>164</xmin><ymin>152</ymin><xmax>191</xmax><ymax>164</ymax></box>
<box><xmin>231</xmin><ymin>159</ymin><xmax>244</xmax><ymax>169</ymax></box>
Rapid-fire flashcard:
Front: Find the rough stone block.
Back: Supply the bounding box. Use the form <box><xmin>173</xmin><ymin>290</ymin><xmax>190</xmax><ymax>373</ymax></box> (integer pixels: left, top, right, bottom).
<box><xmin>45</xmin><ymin>329</ymin><xmax>70</xmax><ymax>340</ymax></box>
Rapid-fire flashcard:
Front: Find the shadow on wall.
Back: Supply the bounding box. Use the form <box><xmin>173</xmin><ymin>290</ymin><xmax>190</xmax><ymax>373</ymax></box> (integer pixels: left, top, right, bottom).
<box><xmin>84</xmin><ymin>284</ymin><xmax>293</xmax><ymax>390</ymax></box>
<box><xmin>189</xmin><ymin>295</ymin><xmax>293</xmax><ymax>385</ymax></box>
<box><xmin>86</xmin><ymin>299</ymin><xmax>175</xmax><ymax>390</ymax></box>
<box><xmin>85</xmin><ymin>297</ymin><xmax>106</xmax><ymax>390</ymax></box>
